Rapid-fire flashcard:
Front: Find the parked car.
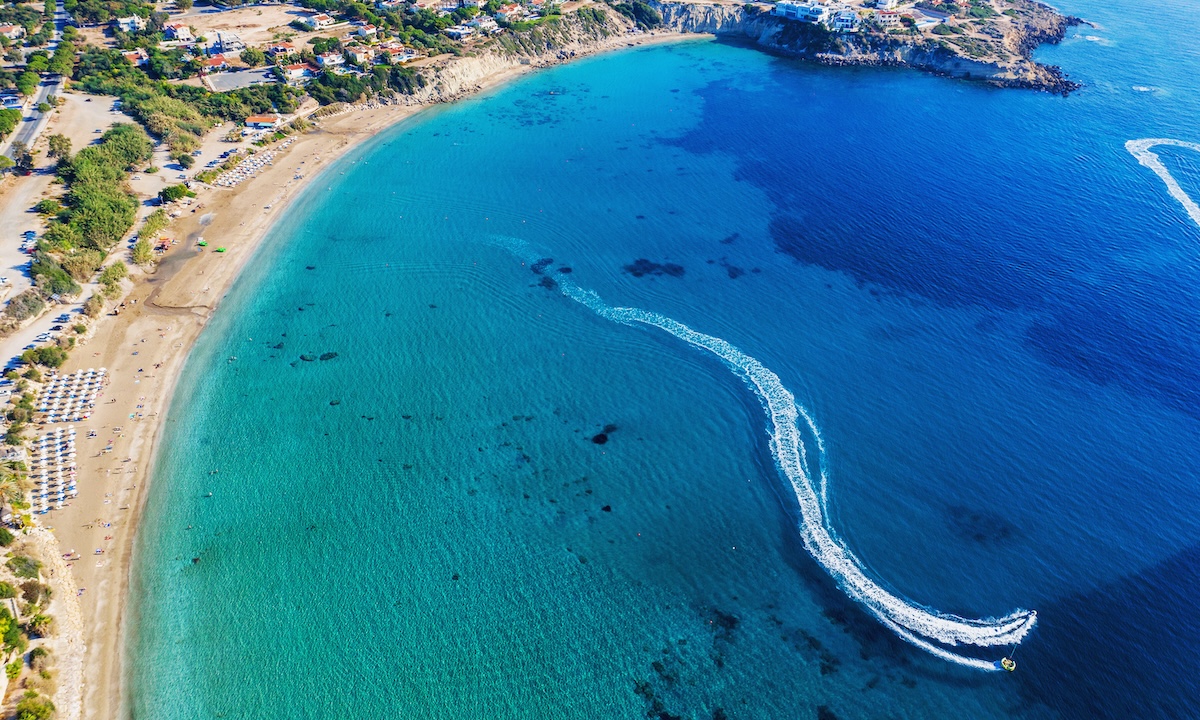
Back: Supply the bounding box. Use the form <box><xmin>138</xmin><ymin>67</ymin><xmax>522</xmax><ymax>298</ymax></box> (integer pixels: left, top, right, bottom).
<box><xmin>49</xmin><ymin>325</ymin><xmax>62</xmax><ymax>331</ymax></box>
<box><xmin>55</xmin><ymin>314</ymin><xmax>70</xmax><ymax>322</ymax></box>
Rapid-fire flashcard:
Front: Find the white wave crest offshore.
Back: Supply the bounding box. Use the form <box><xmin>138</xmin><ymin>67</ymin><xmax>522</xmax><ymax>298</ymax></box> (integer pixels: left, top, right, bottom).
<box><xmin>495</xmin><ymin>238</ymin><xmax>1036</xmax><ymax>671</ymax></box>
<box><xmin>1126</xmin><ymin>138</ymin><xmax>1200</xmax><ymax>231</ymax></box>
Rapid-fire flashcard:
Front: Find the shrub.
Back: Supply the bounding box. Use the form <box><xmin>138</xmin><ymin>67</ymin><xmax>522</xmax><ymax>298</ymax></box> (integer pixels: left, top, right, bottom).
<box><xmin>0</xmin><ymin>529</ymin><xmax>12</xmax><ymax>547</ymax></box>
<box><xmin>60</xmin><ymin>250</ymin><xmax>105</xmax><ymax>282</ymax></box>
<box><xmin>15</xmin><ymin>692</ymin><xmax>53</xmax><ymax>720</ymax></box>
<box><xmin>72</xmin><ymin>323</ymin><xmax>87</xmax><ymax>334</ymax></box>
<box><xmin>6</xmin><ymin>659</ymin><xmax>20</xmax><ymax>679</ymax></box>
<box><xmin>99</xmin><ymin>261</ymin><xmax>128</xmax><ymax>286</ymax></box>
<box><xmin>33</xmin><ymin>200</ymin><xmax>61</xmax><ymax>216</ymax></box>
<box><xmin>19</xmin><ymin>581</ymin><xmax>46</xmax><ymax>605</ymax></box>
<box><xmin>141</xmin><ymin>208</ymin><xmax>168</xmax><ymax>238</ymax></box>
<box><xmin>31</xmin><ymin>253</ymin><xmax>81</xmax><ymax>296</ymax></box>
<box><xmin>82</xmin><ymin>294</ymin><xmax>105</xmax><ymax>318</ymax></box>
<box><xmin>132</xmin><ymin>239</ymin><xmax>155</xmax><ymax>266</ymax></box>
<box><xmin>28</xmin><ymin>647</ymin><xmax>48</xmax><ymax>673</ymax></box>
<box><xmin>4</xmin><ymin>292</ymin><xmax>45</xmax><ymax>322</ymax></box>
<box><xmin>6</xmin><ymin>556</ymin><xmax>41</xmax><ymax>579</ymax></box>
<box><xmin>20</xmin><ymin>347</ymin><xmax>68</xmax><ymax>369</ymax></box>
<box><xmin>0</xmin><ymin>582</ymin><xmax>16</xmax><ymax>599</ymax></box>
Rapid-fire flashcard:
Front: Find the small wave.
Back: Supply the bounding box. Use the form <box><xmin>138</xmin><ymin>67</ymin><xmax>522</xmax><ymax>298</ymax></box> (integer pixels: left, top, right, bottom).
<box><xmin>493</xmin><ymin>236</ymin><xmax>1036</xmax><ymax>670</ymax></box>
<box><xmin>1126</xmin><ymin>138</ymin><xmax>1200</xmax><ymax>231</ymax></box>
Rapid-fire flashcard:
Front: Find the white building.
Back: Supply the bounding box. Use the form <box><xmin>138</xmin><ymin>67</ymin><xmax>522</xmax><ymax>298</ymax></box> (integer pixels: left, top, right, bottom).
<box><xmin>316</xmin><ymin>52</ymin><xmax>345</xmax><ymax>67</ymax></box>
<box><xmin>772</xmin><ymin>2</ymin><xmax>832</xmax><ymax>25</ymax></box>
<box><xmin>832</xmin><ymin>8</ymin><xmax>860</xmax><ymax>32</ymax></box>
<box><xmin>114</xmin><ymin>15</ymin><xmax>147</xmax><ymax>33</ymax></box>
<box><xmin>495</xmin><ymin>3</ymin><xmax>525</xmax><ymax>21</ymax></box>
<box><xmin>877</xmin><ymin>0</ymin><xmax>897</xmax><ymax>9</ymax></box>
<box><xmin>0</xmin><ymin>24</ymin><xmax>25</xmax><ymax>41</ymax></box>
<box><xmin>301</xmin><ymin>13</ymin><xmax>336</xmax><ymax>29</ymax></box>
<box><xmin>163</xmin><ymin>22</ymin><xmax>193</xmax><ymax>42</ymax></box>
<box><xmin>468</xmin><ymin>16</ymin><xmax>499</xmax><ymax>33</ymax></box>
<box><xmin>874</xmin><ymin>9</ymin><xmax>900</xmax><ymax>27</ymax></box>
<box><xmin>347</xmin><ymin>46</ymin><xmax>374</xmax><ymax>64</ymax></box>
<box><xmin>446</xmin><ymin>24</ymin><xmax>474</xmax><ymax>38</ymax></box>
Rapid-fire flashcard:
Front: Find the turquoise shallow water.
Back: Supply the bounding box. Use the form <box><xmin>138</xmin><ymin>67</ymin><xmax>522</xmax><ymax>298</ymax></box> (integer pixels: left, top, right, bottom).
<box><xmin>129</xmin><ymin>2</ymin><xmax>1200</xmax><ymax>717</ymax></box>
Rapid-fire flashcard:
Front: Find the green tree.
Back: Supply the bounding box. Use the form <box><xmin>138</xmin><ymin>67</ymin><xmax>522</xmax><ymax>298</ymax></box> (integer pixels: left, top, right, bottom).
<box><xmin>175</xmin><ymin>153</ymin><xmax>194</xmax><ymax>169</ymax></box>
<box><xmin>16</xmin><ymin>71</ymin><xmax>39</xmax><ymax>96</ymax></box>
<box><xmin>0</xmin><ymin>109</ymin><xmax>19</xmax><ymax>138</ymax></box>
<box><xmin>5</xmin><ymin>659</ymin><xmax>20</xmax><ymax>679</ymax></box>
<box><xmin>176</xmin><ymin>0</ymin><xmax>193</xmax><ymax>9</ymax></box>
<box><xmin>47</xmin><ymin>133</ymin><xmax>70</xmax><ymax>159</ymax></box>
<box><xmin>26</xmin><ymin>55</ymin><xmax>49</xmax><ymax>74</ymax></box>
<box><xmin>10</xmin><ymin>142</ymin><xmax>34</xmax><ymax>175</ymax></box>
<box><xmin>159</xmin><ymin>183</ymin><xmax>189</xmax><ymax>202</ymax></box>
<box><xmin>48</xmin><ymin>41</ymin><xmax>75</xmax><ymax>76</ymax></box>
<box><xmin>36</xmin><ymin>102</ymin><xmax>51</xmax><ymax>113</ymax></box>
<box><xmin>240</xmin><ymin>47</ymin><xmax>265</xmax><ymax>67</ymax></box>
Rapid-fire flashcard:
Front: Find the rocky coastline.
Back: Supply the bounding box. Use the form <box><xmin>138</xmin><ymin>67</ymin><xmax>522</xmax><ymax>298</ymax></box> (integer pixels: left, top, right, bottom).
<box><xmin>653</xmin><ymin>0</ymin><xmax>1084</xmax><ymax>95</ymax></box>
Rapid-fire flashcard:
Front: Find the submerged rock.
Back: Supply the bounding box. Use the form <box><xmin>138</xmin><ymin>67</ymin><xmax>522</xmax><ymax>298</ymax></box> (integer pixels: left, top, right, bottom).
<box><xmin>623</xmin><ymin>258</ymin><xmax>685</xmax><ymax>278</ymax></box>
<box><xmin>319</xmin><ymin>352</ymin><xmax>338</xmax><ymax>361</ymax></box>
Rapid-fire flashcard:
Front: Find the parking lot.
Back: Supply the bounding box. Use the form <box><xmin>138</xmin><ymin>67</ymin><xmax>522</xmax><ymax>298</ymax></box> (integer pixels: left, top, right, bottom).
<box><xmin>206</xmin><ymin>68</ymin><xmax>280</xmax><ymax>92</ymax></box>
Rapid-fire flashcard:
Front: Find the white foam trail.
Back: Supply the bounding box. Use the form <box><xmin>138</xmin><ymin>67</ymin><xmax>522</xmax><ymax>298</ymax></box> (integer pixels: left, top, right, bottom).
<box><xmin>498</xmin><ymin>239</ymin><xmax>1036</xmax><ymax>670</ymax></box>
<box><xmin>1126</xmin><ymin>138</ymin><xmax>1200</xmax><ymax>230</ymax></box>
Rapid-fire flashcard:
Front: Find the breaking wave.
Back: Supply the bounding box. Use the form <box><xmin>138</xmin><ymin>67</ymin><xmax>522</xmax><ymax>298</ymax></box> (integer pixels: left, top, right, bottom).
<box><xmin>1126</xmin><ymin>138</ymin><xmax>1200</xmax><ymax>230</ymax></box>
<box><xmin>496</xmin><ymin>237</ymin><xmax>1036</xmax><ymax>671</ymax></box>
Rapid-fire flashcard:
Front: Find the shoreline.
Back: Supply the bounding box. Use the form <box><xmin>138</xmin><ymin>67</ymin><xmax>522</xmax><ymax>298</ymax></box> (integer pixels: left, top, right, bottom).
<box><xmin>43</xmin><ymin>29</ymin><xmax>698</xmax><ymax>720</ymax></box>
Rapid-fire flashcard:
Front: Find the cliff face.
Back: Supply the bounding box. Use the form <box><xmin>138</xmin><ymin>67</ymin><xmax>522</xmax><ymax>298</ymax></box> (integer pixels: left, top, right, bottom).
<box><xmin>402</xmin><ymin>7</ymin><xmax>642</xmax><ymax>105</ymax></box>
<box><xmin>652</xmin><ymin>0</ymin><xmax>1080</xmax><ymax>94</ymax></box>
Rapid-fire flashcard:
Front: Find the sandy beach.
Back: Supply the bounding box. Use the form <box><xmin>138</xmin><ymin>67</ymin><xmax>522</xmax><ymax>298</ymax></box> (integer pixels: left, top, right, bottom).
<box><xmin>32</xmin><ymin>29</ymin><xmax>693</xmax><ymax>720</ymax></box>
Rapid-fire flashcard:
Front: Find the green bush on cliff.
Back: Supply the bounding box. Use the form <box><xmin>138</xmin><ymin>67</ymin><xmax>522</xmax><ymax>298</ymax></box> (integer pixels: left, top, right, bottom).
<box><xmin>611</xmin><ymin>0</ymin><xmax>661</xmax><ymax>28</ymax></box>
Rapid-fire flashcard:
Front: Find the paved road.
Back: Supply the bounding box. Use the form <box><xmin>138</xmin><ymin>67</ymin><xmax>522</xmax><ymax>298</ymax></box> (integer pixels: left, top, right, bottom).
<box><xmin>1</xmin><ymin>0</ymin><xmax>66</xmax><ymax>160</ymax></box>
<box><xmin>7</xmin><ymin>78</ymin><xmax>65</xmax><ymax>152</ymax></box>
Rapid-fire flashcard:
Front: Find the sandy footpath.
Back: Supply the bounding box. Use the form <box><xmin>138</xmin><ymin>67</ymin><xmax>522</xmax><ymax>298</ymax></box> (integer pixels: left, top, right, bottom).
<box><xmin>32</xmin><ymin>30</ymin><xmax>694</xmax><ymax>720</ymax></box>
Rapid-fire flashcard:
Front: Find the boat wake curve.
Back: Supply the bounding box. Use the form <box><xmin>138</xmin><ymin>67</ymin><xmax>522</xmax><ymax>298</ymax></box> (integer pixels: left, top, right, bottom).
<box><xmin>495</xmin><ymin>237</ymin><xmax>1036</xmax><ymax>671</ymax></box>
<box><xmin>1126</xmin><ymin>138</ymin><xmax>1200</xmax><ymax>231</ymax></box>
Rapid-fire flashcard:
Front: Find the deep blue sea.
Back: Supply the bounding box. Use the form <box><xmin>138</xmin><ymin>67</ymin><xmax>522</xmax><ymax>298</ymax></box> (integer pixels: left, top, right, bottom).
<box><xmin>126</xmin><ymin>1</ymin><xmax>1200</xmax><ymax>717</ymax></box>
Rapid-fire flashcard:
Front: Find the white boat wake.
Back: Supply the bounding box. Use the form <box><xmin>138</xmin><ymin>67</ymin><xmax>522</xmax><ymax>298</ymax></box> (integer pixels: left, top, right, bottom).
<box><xmin>497</xmin><ymin>238</ymin><xmax>1036</xmax><ymax>671</ymax></box>
<box><xmin>1126</xmin><ymin>138</ymin><xmax>1200</xmax><ymax>230</ymax></box>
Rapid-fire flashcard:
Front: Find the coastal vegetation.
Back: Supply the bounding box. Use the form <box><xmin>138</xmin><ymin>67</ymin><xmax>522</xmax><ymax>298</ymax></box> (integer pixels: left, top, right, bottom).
<box><xmin>74</xmin><ymin>47</ymin><xmax>302</xmax><ymax>154</ymax></box>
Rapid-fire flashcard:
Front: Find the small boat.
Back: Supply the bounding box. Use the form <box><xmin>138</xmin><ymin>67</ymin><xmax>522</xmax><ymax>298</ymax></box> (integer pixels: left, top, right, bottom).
<box><xmin>197</xmin><ymin>240</ymin><xmax>208</xmax><ymax>247</ymax></box>
<box><xmin>215</xmin><ymin>247</ymin><xmax>227</xmax><ymax>253</ymax></box>
<box><xmin>999</xmin><ymin>657</ymin><xmax>1016</xmax><ymax>672</ymax></box>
